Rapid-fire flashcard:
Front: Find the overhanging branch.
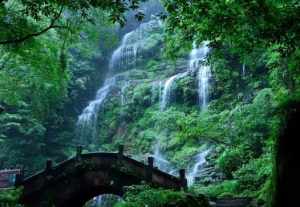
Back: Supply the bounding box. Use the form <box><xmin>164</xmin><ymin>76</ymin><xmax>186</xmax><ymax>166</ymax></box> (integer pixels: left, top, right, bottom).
<box><xmin>0</xmin><ymin>6</ymin><xmax>66</xmax><ymax>45</ymax></box>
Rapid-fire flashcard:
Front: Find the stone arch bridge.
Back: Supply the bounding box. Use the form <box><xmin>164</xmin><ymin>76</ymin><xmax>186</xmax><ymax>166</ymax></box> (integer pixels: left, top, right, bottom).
<box><xmin>16</xmin><ymin>146</ymin><xmax>187</xmax><ymax>207</ymax></box>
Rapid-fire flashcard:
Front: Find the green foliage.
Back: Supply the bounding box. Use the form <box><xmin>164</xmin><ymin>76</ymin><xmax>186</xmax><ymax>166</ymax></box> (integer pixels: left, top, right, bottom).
<box><xmin>233</xmin><ymin>155</ymin><xmax>272</xmax><ymax>196</ymax></box>
<box><xmin>0</xmin><ymin>187</ymin><xmax>23</xmax><ymax>205</ymax></box>
<box><xmin>0</xmin><ymin>1</ymin><xmax>298</xmax><ymax>205</ymax></box>
<box><xmin>216</xmin><ymin>147</ymin><xmax>247</xmax><ymax>179</ymax></box>
<box><xmin>0</xmin><ymin>0</ymin><xmax>144</xmax><ymax>45</ymax></box>
<box><xmin>0</xmin><ymin>5</ymin><xmax>118</xmax><ymax>173</ymax></box>
<box><xmin>0</xmin><ymin>26</ymin><xmax>70</xmax><ymax>171</ymax></box>
<box><xmin>164</xmin><ymin>0</ymin><xmax>300</xmax><ymax>56</ymax></box>
<box><xmin>192</xmin><ymin>180</ymin><xmax>239</xmax><ymax>198</ymax></box>
<box><xmin>114</xmin><ymin>185</ymin><xmax>209</xmax><ymax>207</ymax></box>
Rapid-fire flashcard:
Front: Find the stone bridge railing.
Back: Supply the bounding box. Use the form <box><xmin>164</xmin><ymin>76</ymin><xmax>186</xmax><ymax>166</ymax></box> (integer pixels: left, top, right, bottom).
<box><xmin>17</xmin><ymin>146</ymin><xmax>187</xmax><ymax>207</ymax></box>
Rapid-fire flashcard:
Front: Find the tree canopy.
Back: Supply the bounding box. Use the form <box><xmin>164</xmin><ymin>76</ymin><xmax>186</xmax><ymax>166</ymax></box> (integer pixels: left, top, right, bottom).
<box><xmin>0</xmin><ymin>0</ymin><xmax>144</xmax><ymax>45</ymax></box>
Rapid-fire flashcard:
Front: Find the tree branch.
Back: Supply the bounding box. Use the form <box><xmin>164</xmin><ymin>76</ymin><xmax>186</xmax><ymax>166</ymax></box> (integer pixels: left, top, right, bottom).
<box><xmin>0</xmin><ymin>6</ymin><xmax>65</xmax><ymax>45</ymax></box>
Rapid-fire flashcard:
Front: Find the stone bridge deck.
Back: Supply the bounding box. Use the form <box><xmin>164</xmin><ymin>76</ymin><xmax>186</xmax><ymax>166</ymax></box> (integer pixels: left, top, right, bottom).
<box><xmin>17</xmin><ymin>146</ymin><xmax>187</xmax><ymax>207</ymax></box>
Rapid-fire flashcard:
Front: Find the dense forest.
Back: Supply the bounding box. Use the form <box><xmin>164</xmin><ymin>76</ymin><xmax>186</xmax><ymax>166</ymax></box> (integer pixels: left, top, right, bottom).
<box><xmin>0</xmin><ymin>0</ymin><xmax>299</xmax><ymax>207</ymax></box>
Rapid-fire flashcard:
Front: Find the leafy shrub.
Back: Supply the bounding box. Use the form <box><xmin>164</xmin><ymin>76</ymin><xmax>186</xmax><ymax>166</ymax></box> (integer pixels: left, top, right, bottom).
<box><xmin>0</xmin><ymin>187</ymin><xmax>23</xmax><ymax>206</ymax></box>
<box><xmin>192</xmin><ymin>180</ymin><xmax>239</xmax><ymax>198</ymax></box>
<box><xmin>114</xmin><ymin>185</ymin><xmax>209</xmax><ymax>207</ymax></box>
<box><xmin>216</xmin><ymin>147</ymin><xmax>247</xmax><ymax>178</ymax></box>
<box><xmin>233</xmin><ymin>155</ymin><xmax>272</xmax><ymax>196</ymax></box>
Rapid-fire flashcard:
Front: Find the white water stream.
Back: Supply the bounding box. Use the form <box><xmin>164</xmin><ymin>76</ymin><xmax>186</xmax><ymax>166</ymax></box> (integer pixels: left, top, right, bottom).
<box><xmin>160</xmin><ymin>42</ymin><xmax>211</xmax><ymax>111</ymax></box>
<box><xmin>189</xmin><ymin>42</ymin><xmax>211</xmax><ymax>109</ymax></box>
<box><xmin>76</xmin><ymin>77</ymin><xmax>116</xmax><ymax>142</ymax></box>
<box><xmin>187</xmin><ymin>149</ymin><xmax>211</xmax><ymax>186</ymax></box>
<box><xmin>152</xmin><ymin>144</ymin><xmax>211</xmax><ymax>186</ymax></box>
<box><xmin>160</xmin><ymin>72</ymin><xmax>188</xmax><ymax>111</ymax></box>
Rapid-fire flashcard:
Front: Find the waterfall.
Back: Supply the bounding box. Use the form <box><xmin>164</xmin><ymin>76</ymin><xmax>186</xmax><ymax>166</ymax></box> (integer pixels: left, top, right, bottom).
<box><xmin>76</xmin><ymin>77</ymin><xmax>116</xmax><ymax>143</ymax></box>
<box><xmin>160</xmin><ymin>72</ymin><xmax>188</xmax><ymax>111</ymax></box>
<box><xmin>160</xmin><ymin>75</ymin><xmax>177</xmax><ymax>111</ymax></box>
<box><xmin>188</xmin><ymin>42</ymin><xmax>211</xmax><ymax>109</ymax></box>
<box><xmin>159</xmin><ymin>42</ymin><xmax>211</xmax><ymax>111</ymax></box>
<box><xmin>76</xmin><ymin>18</ymin><xmax>162</xmax><ymax>144</ymax></box>
<box><xmin>109</xmin><ymin>31</ymin><xmax>139</xmax><ymax>70</ymax></box>
<box><xmin>151</xmin><ymin>142</ymin><xmax>211</xmax><ymax>185</ymax></box>
<box><xmin>187</xmin><ymin>149</ymin><xmax>211</xmax><ymax>186</ymax></box>
<box><xmin>152</xmin><ymin>142</ymin><xmax>175</xmax><ymax>174</ymax></box>
<box><xmin>77</xmin><ymin>27</ymin><xmax>140</xmax><ymax>143</ymax></box>
<box><xmin>189</xmin><ymin>42</ymin><xmax>210</xmax><ymax>73</ymax></box>
<box><xmin>109</xmin><ymin>17</ymin><xmax>162</xmax><ymax>71</ymax></box>
<box><xmin>75</xmin><ymin>15</ymin><xmax>168</xmax><ymax>207</ymax></box>
<box><xmin>242</xmin><ymin>63</ymin><xmax>246</xmax><ymax>76</ymax></box>
<box><xmin>198</xmin><ymin>65</ymin><xmax>211</xmax><ymax>109</ymax></box>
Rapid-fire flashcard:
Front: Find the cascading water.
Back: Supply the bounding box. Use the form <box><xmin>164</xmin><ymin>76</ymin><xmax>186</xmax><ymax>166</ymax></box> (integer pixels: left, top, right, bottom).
<box><xmin>121</xmin><ymin>81</ymin><xmax>130</xmax><ymax>105</ymax></box>
<box><xmin>198</xmin><ymin>65</ymin><xmax>211</xmax><ymax>109</ymax></box>
<box><xmin>109</xmin><ymin>31</ymin><xmax>139</xmax><ymax>70</ymax></box>
<box><xmin>151</xmin><ymin>143</ymin><xmax>211</xmax><ymax>185</ymax></box>
<box><xmin>159</xmin><ymin>42</ymin><xmax>210</xmax><ymax>111</ymax></box>
<box><xmin>160</xmin><ymin>72</ymin><xmax>188</xmax><ymax>111</ymax></box>
<box><xmin>152</xmin><ymin>142</ymin><xmax>175</xmax><ymax>174</ymax></box>
<box><xmin>242</xmin><ymin>63</ymin><xmax>246</xmax><ymax>76</ymax></box>
<box><xmin>76</xmin><ymin>77</ymin><xmax>116</xmax><ymax>143</ymax></box>
<box><xmin>160</xmin><ymin>75</ymin><xmax>177</xmax><ymax>111</ymax></box>
<box><xmin>77</xmin><ymin>17</ymin><xmax>163</xmax><ymax>207</ymax></box>
<box><xmin>189</xmin><ymin>42</ymin><xmax>210</xmax><ymax>73</ymax></box>
<box><xmin>187</xmin><ymin>149</ymin><xmax>211</xmax><ymax>186</ymax></box>
<box><xmin>188</xmin><ymin>42</ymin><xmax>211</xmax><ymax>109</ymax></box>
<box><xmin>77</xmin><ymin>17</ymin><xmax>163</xmax><ymax>145</ymax></box>
<box><xmin>109</xmin><ymin>17</ymin><xmax>162</xmax><ymax>71</ymax></box>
